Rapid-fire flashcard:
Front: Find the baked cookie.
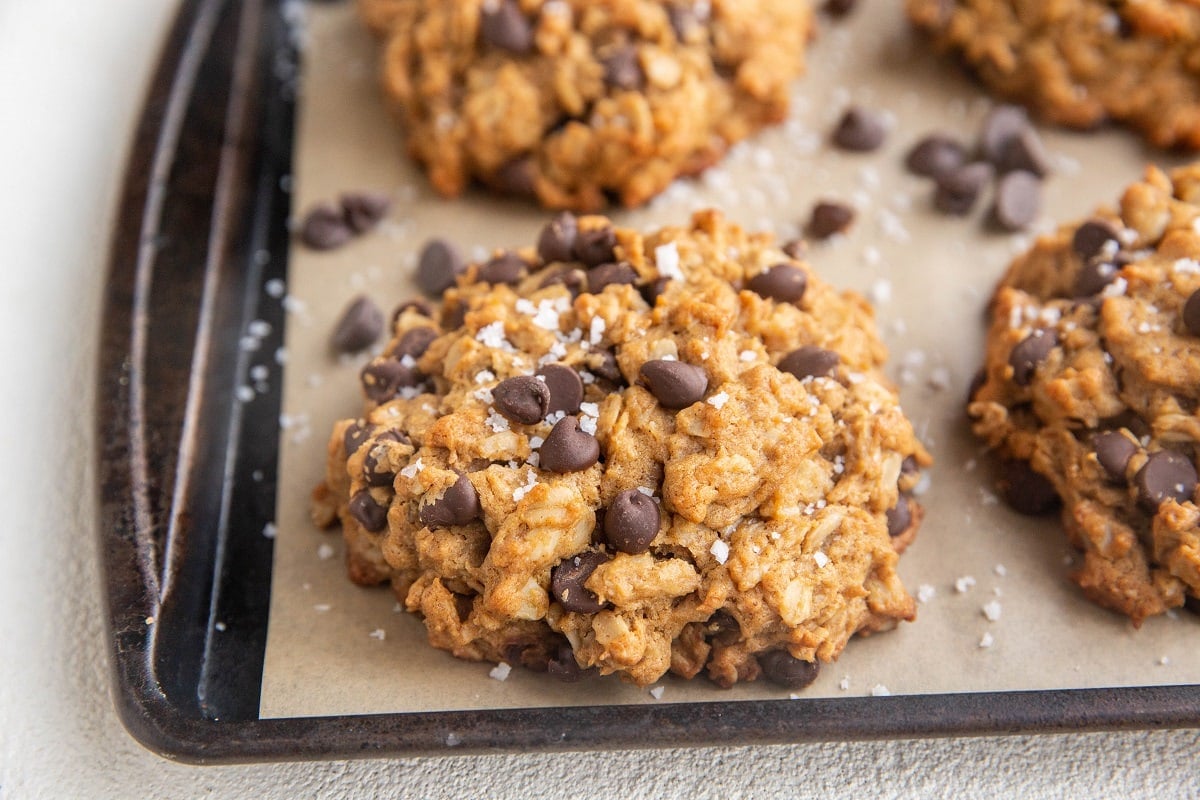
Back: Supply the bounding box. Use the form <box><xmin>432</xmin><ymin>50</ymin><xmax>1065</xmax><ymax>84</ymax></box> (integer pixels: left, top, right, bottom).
<box><xmin>356</xmin><ymin>0</ymin><xmax>811</xmax><ymax>210</ymax></box>
<box><xmin>312</xmin><ymin>209</ymin><xmax>929</xmax><ymax>688</ymax></box>
<box><xmin>907</xmin><ymin>0</ymin><xmax>1200</xmax><ymax>149</ymax></box>
<box><xmin>968</xmin><ymin>163</ymin><xmax>1200</xmax><ymax>623</ymax></box>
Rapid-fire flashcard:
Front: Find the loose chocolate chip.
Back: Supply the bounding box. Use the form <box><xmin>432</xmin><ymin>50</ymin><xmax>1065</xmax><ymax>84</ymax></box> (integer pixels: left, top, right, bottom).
<box><xmin>349</xmin><ymin>490</ymin><xmax>388</xmax><ymax>533</ymax></box>
<box><xmin>540</xmin><ymin>416</ymin><xmax>601</xmax><ymax>472</ymax></box>
<box><xmin>492</xmin><ymin>375</ymin><xmax>551</xmax><ymax>424</ymax></box>
<box><xmin>340</xmin><ymin>192</ymin><xmax>392</xmax><ymax>233</ymax></box>
<box><xmin>824</xmin><ymin>0</ymin><xmax>857</xmax><ymax>16</ymax></box>
<box><xmin>979</xmin><ymin>104</ymin><xmax>1030</xmax><ymax>166</ymax></box>
<box><xmin>343</xmin><ymin>420</ymin><xmax>375</xmax><ymax>457</ymax></box>
<box><xmin>759</xmin><ymin>650</ymin><xmax>820</xmax><ymax>690</ymax></box>
<box><xmin>747</xmin><ymin>264</ymin><xmax>807</xmax><ymax>303</ymax></box>
<box><xmin>1093</xmin><ymin>431</ymin><xmax>1136</xmax><ymax>483</ymax></box>
<box><xmin>479</xmin><ymin>0</ymin><xmax>533</xmax><ymax>53</ymax></box>
<box><xmin>1074</xmin><ymin>260</ymin><xmax>1117</xmax><ymax>297</ymax></box>
<box><xmin>416</xmin><ymin>238</ymin><xmax>466</xmax><ymax>296</ymax></box>
<box><xmin>604</xmin><ymin>489</ymin><xmax>660</xmax><ymax>554</ymax></box>
<box><xmin>1184</xmin><ymin>290</ymin><xmax>1200</xmax><ymax>336</ymax></box>
<box><xmin>538</xmin><ymin>364</ymin><xmax>583</xmax><ymax>414</ymax></box>
<box><xmin>574</xmin><ymin>225</ymin><xmax>618</xmax><ymax>267</ymax></box>
<box><xmin>361</xmin><ymin>358</ymin><xmax>423</xmax><ymax>403</ymax></box>
<box><xmin>778</xmin><ymin>346</ymin><xmax>839</xmax><ymax>380</ymax></box>
<box><xmin>992</xmin><ymin>170</ymin><xmax>1042</xmax><ymax>231</ymax></box>
<box><xmin>933</xmin><ymin>162</ymin><xmax>992</xmax><ymax>215</ymax></box>
<box><xmin>493</xmin><ymin>156</ymin><xmax>537</xmax><ymax>197</ymax></box>
<box><xmin>999</xmin><ymin>127</ymin><xmax>1053</xmax><ymax>178</ymax></box>
<box><xmin>591</xmin><ymin>349</ymin><xmax>623</xmax><ymax>384</ymax></box>
<box><xmin>832</xmin><ymin>106</ymin><xmax>887</xmax><ymax>152</ymax></box>
<box><xmin>300</xmin><ymin>204</ymin><xmax>353</xmax><ymax>250</ymax></box>
<box><xmin>419</xmin><ymin>473</ymin><xmax>482</xmax><ymax>528</ymax></box>
<box><xmin>537</xmin><ymin>212</ymin><xmax>578</xmax><ymax>264</ymax></box>
<box><xmin>1008</xmin><ymin>328</ymin><xmax>1058</xmax><ymax>386</ymax></box>
<box><xmin>1072</xmin><ymin>219</ymin><xmax>1121</xmax><ymax>262</ymax></box>
<box><xmin>540</xmin><ymin>267</ymin><xmax>587</xmax><ymax>295</ymax></box>
<box><xmin>602</xmin><ymin>45</ymin><xmax>643</xmax><ymax>90</ymax></box>
<box><xmin>886</xmin><ymin>494</ymin><xmax>912</xmax><ymax>537</ymax></box>
<box><xmin>1135</xmin><ymin>451</ymin><xmax>1197</xmax><ymax>511</ymax></box>
<box><xmin>587</xmin><ymin>262</ymin><xmax>638</xmax><ymax>293</ymax></box>
<box><xmin>641</xmin><ymin>277</ymin><xmax>672</xmax><ymax>306</ymax></box>
<box><xmin>806</xmin><ymin>201</ymin><xmax>856</xmax><ymax>240</ymax></box>
<box><xmin>478</xmin><ymin>252</ymin><xmax>527</xmax><ymax>285</ymax></box>
<box><xmin>639</xmin><ymin>360</ymin><xmax>708</xmax><ymax>409</ymax></box>
<box><xmin>997</xmin><ymin>459</ymin><xmax>1059</xmax><ymax>515</ymax></box>
<box><xmin>547</xmin><ymin>642</ymin><xmax>585</xmax><ymax>682</ymax></box>
<box><xmin>392</xmin><ymin>298</ymin><xmax>434</xmax><ymax>324</ymax></box>
<box><xmin>904</xmin><ymin>134</ymin><xmax>967</xmax><ymax>178</ymax></box>
<box><xmin>394</xmin><ymin>326</ymin><xmax>438</xmax><ymax>360</ymax></box>
<box><xmin>330</xmin><ymin>296</ymin><xmax>384</xmax><ymax>354</ymax></box>
<box><xmin>550</xmin><ymin>550</ymin><xmax>610</xmax><ymax>613</ymax></box>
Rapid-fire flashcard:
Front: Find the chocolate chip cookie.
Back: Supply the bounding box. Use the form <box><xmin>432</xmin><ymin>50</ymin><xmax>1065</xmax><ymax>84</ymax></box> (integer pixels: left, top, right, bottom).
<box><xmin>356</xmin><ymin>0</ymin><xmax>811</xmax><ymax>210</ymax></box>
<box><xmin>907</xmin><ymin>0</ymin><xmax>1200</xmax><ymax>149</ymax></box>
<box><xmin>312</xmin><ymin>209</ymin><xmax>930</xmax><ymax>688</ymax></box>
<box><xmin>968</xmin><ymin>163</ymin><xmax>1200</xmax><ymax>623</ymax></box>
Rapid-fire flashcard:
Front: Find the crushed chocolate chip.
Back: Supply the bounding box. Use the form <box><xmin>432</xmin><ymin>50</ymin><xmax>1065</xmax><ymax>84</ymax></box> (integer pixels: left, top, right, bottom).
<box><xmin>1184</xmin><ymin>289</ymin><xmax>1200</xmax><ymax>336</ymax></box>
<box><xmin>550</xmin><ymin>550</ymin><xmax>610</xmax><ymax>613</ymax></box>
<box><xmin>806</xmin><ymin>201</ymin><xmax>856</xmax><ymax>240</ymax></box>
<box><xmin>492</xmin><ymin>375</ymin><xmax>551</xmax><ymax>424</ymax></box>
<box><xmin>778</xmin><ymin>346</ymin><xmax>839</xmax><ymax>380</ymax></box>
<box><xmin>478</xmin><ymin>251</ymin><xmax>527</xmax><ymax>285</ymax></box>
<box><xmin>1008</xmin><ymin>328</ymin><xmax>1058</xmax><ymax>386</ymax></box>
<box><xmin>342</xmin><ymin>420</ymin><xmax>375</xmax><ymax>458</ymax></box>
<box><xmin>905</xmin><ymin>134</ymin><xmax>967</xmax><ymax>178</ymax></box>
<box><xmin>832</xmin><ymin>106</ymin><xmax>887</xmax><ymax>152</ymax></box>
<box><xmin>758</xmin><ymin>650</ymin><xmax>820</xmax><ymax>689</ymax></box>
<box><xmin>1093</xmin><ymin>431</ymin><xmax>1136</xmax><ymax>483</ymax></box>
<box><xmin>537</xmin><ymin>211</ymin><xmax>578</xmax><ymax>264</ymax></box>
<box><xmin>361</xmin><ymin>358</ymin><xmax>423</xmax><ymax>403</ymax></box>
<box><xmin>933</xmin><ymin>162</ymin><xmax>992</xmax><ymax>215</ymax></box>
<box><xmin>747</xmin><ymin>264</ymin><xmax>807</xmax><ymax>303</ymax></box>
<box><xmin>1135</xmin><ymin>451</ymin><xmax>1197</xmax><ymax>511</ymax></box>
<box><xmin>538</xmin><ymin>364</ymin><xmax>583</xmax><ymax>414</ymax></box>
<box><xmin>340</xmin><ymin>191</ymin><xmax>392</xmax><ymax>233</ymax></box>
<box><xmin>394</xmin><ymin>326</ymin><xmax>438</xmax><ymax>360</ymax></box>
<box><xmin>348</xmin><ymin>490</ymin><xmax>388</xmax><ymax>533</ymax></box>
<box><xmin>639</xmin><ymin>360</ymin><xmax>708</xmax><ymax>409</ymax></box>
<box><xmin>419</xmin><ymin>473</ymin><xmax>482</xmax><ymax>528</ymax></box>
<box><xmin>886</xmin><ymin>495</ymin><xmax>912</xmax><ymax>537</ymax></box>
<box><xmin>992</xmin><ymin>170</ymin><xmax>1041</xmax><ymax>231</ymax></box>
<box><xmin>641</xmin><ymin>277</ymin><xmax>672</xmax><ymax>306</ymax></box>
<box><xmin>604</xmin><ymin>489</ymin><xmax>660</xmax><ymax>554</ymax></box>
<box><xmin>479</xmin><ymin>0</ymin><xmax>533</xmax><ymax>53</ymax></box>
<box><xmin>416</xmin><ymin>238</ymin><xmax>466</xmax><ymax>296</ymax></box>
<box><xmin>997</xmin><ymin>459</ymin><xmax>1059</xmax><ymax>515</ymax></box>
<box><xmin>574</xmin><ymin>225</ymin><xmax>618</xmax><ymax>267</ymax></box>
<box><xmin>602</xmin><ymin>45</ymin><xmax>644</xmax><ymax>90</ymax></box>
<box><xmin>330</xmin><ymin>296</ymin><xmax>384</xmax><ymax>354</ymax></box>
<box><xmin>1072</xmin><ymin>220</ymin><xmax>1121</xmax><ymax>261</ymax></box>
<box><xmin>540</xmin><ymin>416</ymin><xmax>600</xmax><ymax>472</ymax></box>
<box><xmin>587</xmin><ymin>262</ymin><xmax>638</xmax><ymax>293</ymax></box>
<box><xmin>299</xmin><ymin>204</ymin><xmax>353</xmax><ymax>250</ymax></box>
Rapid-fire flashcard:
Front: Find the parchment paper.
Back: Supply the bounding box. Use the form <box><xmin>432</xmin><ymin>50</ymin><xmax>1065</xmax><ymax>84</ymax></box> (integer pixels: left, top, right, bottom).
<box><xmin>259</xmin><ymin>1</ymin><xmax>1200</xmax><ymax>718</ymax></box>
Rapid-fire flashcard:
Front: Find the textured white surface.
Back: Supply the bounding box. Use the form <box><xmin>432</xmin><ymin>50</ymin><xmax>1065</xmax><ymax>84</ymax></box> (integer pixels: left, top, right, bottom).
<box><xmin>0</xmin><ymin>2</ymin><xmax>1196</xmax><ymax>798</ymax></box>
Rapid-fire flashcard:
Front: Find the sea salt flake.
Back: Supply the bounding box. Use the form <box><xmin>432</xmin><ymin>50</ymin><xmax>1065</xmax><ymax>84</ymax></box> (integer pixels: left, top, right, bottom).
<box><xmin>264</xmin><ymin>278</ymin><xmax>286</xmax><ymax>298</ymax></box>
<box><xmin>475</xmin><ymin>370</ymin><xmax>495</xmax><ymax>384</ymax></box>
<box><xmin>649</xmin><ymin>685</ymin><xmax>666</xmax><ymax>700</ymax></box>
<box><xmin>513</xmin><ymin>470</ymin><xmax>538</xmax><ymax>502</ymax></box>
<box><xmin>979</xmin><ymin>632</ymin><xmax>994</xmax><ymax>649</ymax></box>
<box><xmin>1159</xmin><ymin>656</ymin><xmax>1171</xmax><ymax>666</ymax></box>
<box><xmin>707</xmin><ymin>391</ymin><xmax>729</xmax><ymax>409</ymax></box>
<box><xmin>588</xmin><ymin>316</ymin><xmax>606</xmax><ymax>345</ymax></box>
<box><xmin>839</xmin><ymin>676</ymin><xmax>850</xmax><ymax>690</ymax></box>
<box><xmin>982</xmin><ymin>601</ymin><xmax>1002</xmax><ymax>621</ymax></box>
<box><xmin>317</xmin><ymin>543</ymin><xmax>335</xmax><ymax>560</ymax></box>
<box><xmin>917</xmin><ymin>584</ymin><xmax>936</xmax><ymax>604</ymax></box>
<box><xmin>400</xmin><ymin>457</ymin><xmax>424</xmax><ymax>479</ymax></box>
<box><xmin>1175</xmin><ymin>257</ymin><xmax>1200</xmax><ymax>275</ymax></box>
<box><xmin>654</xmin><ymin>241</ymin><xmax>685</xmax><ymax>281</ymax></box>
<box><xmin>486</xmin><ymin>409</ymin><xmax>511</xmax><ymax>432</ymax></box>
<box><xmin>994</xmin><ymin>563</ymin><xmax>1008</xmax><ymax>577</ymax></box>
<box><xmin>215</xmin><ymin>621</ymin><xmax>227</xmax><ymax>632</ymax></box>
<box><xmin>710</xmin><ymin>539</ymin><xmax>730</xmax><ymax>564</ymax></box>
<box><xmin>739</xmin><ymin>350</ymin><xmax>756</xmax><ymax>362</ymax></box>
<box><xmin>954</xmin><ymin>575</ymin><xmax>976</xmax><ymax>593</ymax></box>
<box><xmin>262</xmin><ymin>522</ymin><xmax>277</xmax><ymax>539</ymax></box>
<box><xmin>313</xmin><ymin>604</ymin><xmax>331</xmax><ymax>613</ymax></box>
<box><xmin>870</xmin><ymin>684</ymin><xmax>891</xmax><ymax>697</ymax></box>
<box><xmin>490</xmin><ymin>662</ymin><xmax>512</xmax><ymax>681</ymax></box>
<box><xmin>813</xmin><ymin>551</ymin><xmax>830</xmax><ymax>569</ymax></box>
<box><xmin>369</xmin><ymin>629</ymin><xmax>386</xmax><ymax>641</ymax></box>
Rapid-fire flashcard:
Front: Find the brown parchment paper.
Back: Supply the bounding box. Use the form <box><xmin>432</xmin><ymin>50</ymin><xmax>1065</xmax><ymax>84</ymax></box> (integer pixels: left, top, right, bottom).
<box><xmin>259</xmin><ymin>2</ymin><xmax>1200</xmax><ymax>719</ymax></box>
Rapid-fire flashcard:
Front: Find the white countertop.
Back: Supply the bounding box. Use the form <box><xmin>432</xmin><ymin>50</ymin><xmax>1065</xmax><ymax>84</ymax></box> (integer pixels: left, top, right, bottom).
<box><xmin>0</xmin><ymin>2</ymin><xmax>1195</xmax><ymax>797</ymax></box>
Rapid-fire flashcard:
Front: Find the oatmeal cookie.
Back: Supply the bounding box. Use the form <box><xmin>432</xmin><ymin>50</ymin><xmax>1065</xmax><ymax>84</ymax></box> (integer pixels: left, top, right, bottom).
<box><xmin>356</xmin><ymin>0</ymin><xmax>811</xmax><ymax>210</ymax></box>
<box><xmin>312</xmin><ymin>209</ymin><xmax>929</xmax><ymax>688</ymax></box>
<box><xmin>968</xmin><ymin>163</ymin><xmax>1200</xmax><ymax>623</ymax></box>
<box><xmin>907</xmin><ymin>0</ymin><xmax>1200</xmax><ymax>149</ymax></box>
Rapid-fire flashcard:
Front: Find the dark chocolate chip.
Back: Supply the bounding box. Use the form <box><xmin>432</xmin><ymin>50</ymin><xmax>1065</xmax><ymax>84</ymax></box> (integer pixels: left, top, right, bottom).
<box><xmin>479</xmin><ymin>0</ymin><xmax>533</xmax><ymax>53</ymax></box>
<box><xmin>999</xmin><ymin>127</ymin><xmax>1052</xmax><ymax>178</ymax></box>
<box><xmin>1072</xmin><ymin>219</ymin><xmax>1121</xmax><ymax>262</ymax></box>
<box><xmin>574</xmin><ymin>226</ymin><xmax>618</xmax><ymax>267</ymax></box>
<box><xmin>1185</xmin><ymin>594</ymin><xmax>1200</xmax><ymax>617</ymax></box>
<box><xmin>540</xmin><ymin>267</ymin><xmax>587</xmax><ymax>295</ymax></box>
<box><xmin>759</xmin><ymin>650</ymin><xmax>820</xmax><ymax>690</ymax></box>
<box><xmin>747</xmin><ymin>264</ymin><xmax>807</xmax><ymax>303</ymax></box>
<box><xmin>492</xmin><ymin>375</ymin><xmax>551</xmax><ymax>424</ymax></box>
<box><xmin>778</xmin><ymin>346</ymin><xmax>839</xmax><ymax>380</ymax></box>
<box><xmin>587</xmin><ymin>262</ymin><xmax>638</xmax><ymax>293</ymax></box>
<box><xmin>1093</xmin><ymin>431</ymin><xmax>1136</xmax><ymax>483</ymax></box>
<box><xmin>823</xmin><ymin>0</ymin><xmax>857</xmax><ymax>16</ymax></box>
<box><xmin>394</xmin><ymin>326</ymin><xmax>438</xmax><ymax>360</ymax></box>
<box><xmin>540</xmin><ymin>416</ymin><xmax>601</xmax><ymax>472</ymax></box>
<box><xmin>361</xmin><ymin>358</ymin><xmax>423</xmax><ymax>403</ymax></box>
<box><xmin>538</xmin><ymin>364</ymin><xmax>583</xmax><ymax>414</ymax></box>
<box><xmin>1073</xmin><ymin>260</ymin><xmax>1117</xmax><ymax>297</ymax></box>
<box><xmin>1184</xmin><ymin>289</ymin><xmax>1200</xmax><ymax>336</ymax></box>
<box><xmin>901</xmin><ymin>455</ymin><xmax>920</xmax><ymax>477</ymax></box>
<box><xmin>641</xmin><ymin>277</ymin><xmax>672</xmax><ymax>306</ymax></box>
<box><xmin>1008</xmin><ymin>328</ymin><xmax>1058</xmax><ymax>386</ymax></box>
<box><xmin>441</xmin><ymin>302</ymin><xmax>467</xmax><ymax>331</ymax></box>
<box><xmin>1135</xmin><ymin>451</ymin><xmax>1197</xmax><ymax>511</ymax></box>
<box><xmin>416</xmin><ymin>238</ymin><xmax>465</xmax><ymax>296</ymax></box>
<box><xmin>832</xmin><ymin>106</ymin><xmax>887</xmax><ymax>152</ymax></box>
<box><xmin>363</xmin><ymin>431</ymin><xmax>407</xmax><ymax>488</ymax></box>
<box><xmin>806</xmin><ymin>201</ymin><xmax>856</xmax><ymax>240</ymax></box>
<box><xmin>550</xmin><ymin>550</ymin><xmax>610</xmax><ymax>613</ymax></box>
<box><xmin>299</xmin><ymin>204</ymin><xmax>353</xmax><ymax>250</ymax></box>
<box><xmin>601</xmin><ymin>45</ymin><xmax>644</xmax><ymax>90</ymax></box>
<box><xmin>997</xmin><ymin>459</ymin><xmax>1059</xmax><ymax>515</ymax></box>
<box><xmin>330</xmin><ymin>296</ymin><xmax>384</xmax><ymax>354</ymax></box>
<box><xmin>340</xmin><ymin>192</ymin><xmax>392</xmax><ymax>233</ymax></box>
<box><xmin>705</xmin><ymin>610</ymin><xmax>742</xmax><ymax>646</ymax></box>
<box><xmin>904</xmin><ymin>134</ymin><xmax>967</xmax><ymax>178</ymax></box>
<box><xmin>992</xmin><ymin>170</ymin><xmax>1042</xmax><ymax>231</ymax></box>
<box><xmin>537</xmin><ymin>212</ymin><xmax>578</xmax><ymax>264</ymax></box>
<box><xmin>591</xmin><ymin>349</ymin><xmax>623</xmax><ymax>384</ymax></box>
<box><xmin>349</xmin><ymin>490</ymin><xmax>388</xmax><ymax>533</ymax></box>
<box><xmin>547</xmin><ymin>642</ymin><xmax>585</xmax><ymax>681</ymax></box>
<box><xmin>419</xmin><ymin>473</ymin><xmax>482</xmax><ymax>528</ymax></box>
<box><xmin>391</xmin><ymin>298</ymin><xmax>435</xmax><ymax>324</ymax></box>
<box><xmin>604</xmin><ymin>489</ymin><xmax>660</xmax><ymax>554</ymax></box>
<box><xmin>478</xmin><ymin>252</ymin><xmax>527</xmax><ymax>285</ymax></box>
<box><xmin>933</xmin><ymin>161</ymin><xmax>992</xmax><ymax>215</ymax></box>
<box><xmin>493</xmin><ymin>156</ymin><xmax>537</xmax><ymax>197</ymax></box>
<box><xmin>343</xmin><ymin>420</ymin><xmax>375</xmax><ymax>458</ymax></box>
<box><xmin>979</xmin><ymin>104</ymin><xmax>1030</xmax><ymax>166</ymax></box>
<box><xmin>886</xmin><ymin>494</ymin><xmax>912</xmax><ymax>537</ymax></box>
<box><xmin>639</xmin><ymin>360</ymin><xmax>708</xmax><ymax>409</ymax></box>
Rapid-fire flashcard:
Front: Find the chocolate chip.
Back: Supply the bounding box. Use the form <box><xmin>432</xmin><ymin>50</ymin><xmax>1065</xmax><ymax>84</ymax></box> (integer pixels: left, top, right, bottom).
<box><xmin>478</xmin><ymin>252</ymin><xmax>527</xmax><ymax>285</ymax></box>
<box><xmin>602</xmin><ymin>45</ymin><xmax>643</xmax><ymax>90</ymax></box>
<box><xmin>901</xmin><ymin>455</ymin><xmax>920</xmax><ymax>477</ymax></box>
<box><xmin>299</xmin><ymin>204</ymin><xmax>353</xmax><ymax>250</ymax></box>
<box><xmin>904</xmin><ymin>134</ymin><xmax>967</xmax><ymax>178</ymax></box>
<box><xmin>340</xmin><ymin>192</ymin><xmax>391</xmax><ymax>233</ymax></box>
<box><xmin>806</xmin><ymin>201</ymin><xmax>856</xmax><ymax>240</ymax></box>
<box><xmin>1072</xmin><ymin>220</ymin><xmax>1121</xmax><ymax>261</ymax></box>
<box><xmin>479</xmin><ymin>0</ymin><xmax>533</xmax><ymax>53</ymax></box>
<box><xmin>547</xmin><ymin>642</ymin><xmax>585</xmax><ymax>681</ymax></box>
<box><xmin>1184</xmin><ymin>289</ymin><xmax>1200</xmax><ymax>336</ymax></box>
<box><xmin>492</xmin><ymin>375</ymin><xmax>551</xmax><ymax>424</ymax></box>
<box><xmin>992</xmin><ymin>170</ymin><xmax>1041</xmax><ymax>231</ymax></box>
<box><xmin>348</xmin><ymin>490</ymin><xmax>388</xmax><ymax>533</ymax></box>
<box><xmin>999</xmin><ymin>127</ymin><xmax>1052</xmax><ymax>178</ymax></box>
<box><xmin>392</xmin><ymin>298</ymin><xmax>435</xmax><ymax>323</ymax></box>
<box><xmin>778</xmin><ymin>346</ymin><xmax>839</xmax><ymax>380</ymax></box>
<box><xmin>540</xmin><ymin>416</ymin><xmax>601</xmax><ymax>472</ymax></box>
<box><xmin>886</xmin><ymin>495</ymin><xmax>912</xmax><ymax>537</ymax></box>
<box><xmin>550</xmin><ymin>550</ymin><xmax>610</xmax><ymax>613</ymax></box>
<box><xmin>823</xmin><ymin>0</ymin><xmax>857</xmax><ymax>16</ymax></box>
<box><xmin>832</xmin><ymin>106</ymin><xmax>887</xmax><ymax>152</ymax></box>
<box><xmin>537</xmin><ymin>212</ymin><xmax>578</xmax><ymax>264</ymax></box>
<box><xmin>639</xmin><ymin>360</ymin><xmax>708</xmax><ymax>409</ymax></box>
<box><xmin>591</xmin><ymin>349</ymin><xmax>623</xmax><ymax>384</ymax></box>
<box><xmin>394</xmin><ymin>326</ymin><xmax>438</xmax><ymax>360</ymax></box>
<box><xmin>343</xmin><ymin>420</ymin><xmax>375</xmax><ymax>457</ymax></box>
<box><xmin>361</xmin><ymin>358</ymin><xmax>424</xmax><ymax>403</ymax></box>
<box><xmin>538</xmin><ymin>364</ymin><xmax>583</xmax><ymax>414</ymax></box>
<box><xmin>747</xmin><ymin>264</ymin><xmax>807</xmax><ymax>303</ymax></box>
<box><xmin>705</xmin><ymin>610</ymin><xmax>742</xmax><ymax>646</ymax></box>
<box><xmin>1093</xmin><ymin>431</ymin><xmax>1136</xmax><ymax>483</ymax></box>
<box><xmin>587</xmin><ymin>262</ymin><xmax>638</xmax><ymax>293</ymax></box>
<box><xmin>604</xmin><ymin>489</ymin><xmax>660</xmax><ymax>554</ymax></box>
<box><xmin>979</xmin><ymin>104</ymin><xmax>1030</xmax><ymax>166</ymax></box>
<box><xmin>1008</xmin><ymin>328</ymin><xmax>1058</xmax><ymax>386</ymax></box>
<box><xmin>540</xmin><ymin>267</ymin><xmax>587</xmax><ymax>295</ymax></box>
<box><xmin>416</xmin><ymin>238</ymin><xmax>465</xmax><ymax>296</ymax></box>
<box><xmin>782</xmin><ymin>239</ymin><xmax>807</xmax><ymax>260</ymax></box>
<box><xmin>997</xmin><ymin>459</ymin><xmax>1059</xmax><ymax>515</ymax></box>
<box><xmin>419</xmin><ymin>473</ymin><xmax>482</xmax><ymax>528</ymax></box>
<box><xmin>574</xmin><ymin>226</ymin><xmax>617</xmax><ymax>267</ymax></box>
<box><xmin>330</xmin><ymin>296</ymin><xmax>384</xmax><ymax>354</ymax></box>
<box><xmin>441</xmin><ymin>302</ymin><xmax>467</xmax><ymax>331</ymax></box>
<box><xmin>363</xmin><ymin>431</ymin><xmax>407</xmax><ymax>487</ymax></box>
<box><xmin>641</xmin><ymin>277</ymin><xmax>672</xmax><ymax>306</ymax></box>
<box><xmin>493</xmin><ymin>156</ymin><xmax>537</xmax><ymax>197</ymax></box>
<box><xmin>1074</xmin><ymin>260</ymin><xmax>1117</xmax><ymax>297</ymax></box>
<box><xmin>933</xmin><ymin>162</ymin><xmax>992</xmax><ymax>215</ymax></box>
<box><xmin>758</xmin><ymin>650</ymin><xmax>820</xmax><ymax>690</ymax></box>
<box><xmin>1186</xmin><ymin>595</ymin><xmax>1200</xmax><ymax>617</ymax></box>
<box><xmin>1135</xmin><ymin>451</ymin><xmax>1197</xmax><ymax>511</ymax></box>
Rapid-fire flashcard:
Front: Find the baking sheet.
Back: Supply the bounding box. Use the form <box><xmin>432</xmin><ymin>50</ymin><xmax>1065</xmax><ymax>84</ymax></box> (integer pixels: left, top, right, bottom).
<box><xmin>259</xmin><ymin>1</ymin><xmax>1200</xmax><ymax>719</ymax></box>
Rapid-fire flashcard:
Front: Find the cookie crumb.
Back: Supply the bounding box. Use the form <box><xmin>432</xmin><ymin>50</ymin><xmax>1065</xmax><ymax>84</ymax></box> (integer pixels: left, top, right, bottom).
<box><xmin>489</xmin><ymin>662</ymin><xmax>512</xmax><ymax>681</ymax></box>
